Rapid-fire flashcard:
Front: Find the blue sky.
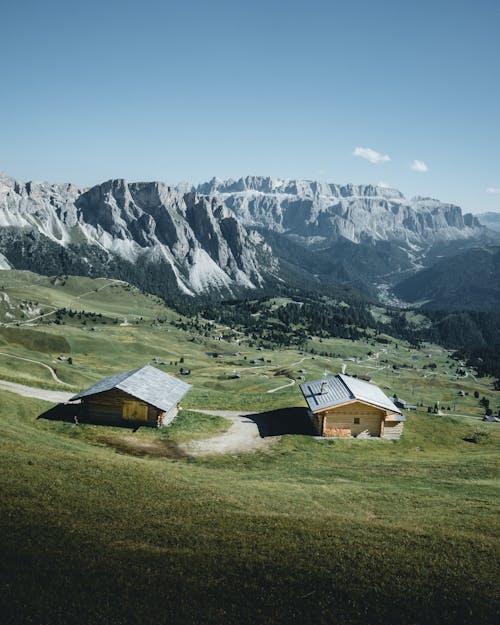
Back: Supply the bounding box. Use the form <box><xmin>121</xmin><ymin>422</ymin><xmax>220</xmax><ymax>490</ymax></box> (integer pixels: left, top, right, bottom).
<box><xmin>1</xmin><ymin>0</ymin><xmax>499</xmax><ymax>213</ymax></box>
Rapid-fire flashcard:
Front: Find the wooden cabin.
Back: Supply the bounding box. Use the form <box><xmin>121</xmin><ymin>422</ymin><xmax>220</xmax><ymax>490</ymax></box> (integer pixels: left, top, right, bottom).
<box><xmin>299</xmin><ymin>374</ymin><xmax>405</xmax><ymax>439</ymax></box>
<box><xmin>70</xmin><ymin>365</ymin><xmax>191</xmax><ymax>428</ymax></box>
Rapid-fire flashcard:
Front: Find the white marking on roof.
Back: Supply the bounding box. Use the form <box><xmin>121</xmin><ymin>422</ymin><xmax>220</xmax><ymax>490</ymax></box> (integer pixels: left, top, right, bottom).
<box><xmin>299</xmin><ymin>374</ymin><xmax>402</xmax><ymax>417</ymax></box>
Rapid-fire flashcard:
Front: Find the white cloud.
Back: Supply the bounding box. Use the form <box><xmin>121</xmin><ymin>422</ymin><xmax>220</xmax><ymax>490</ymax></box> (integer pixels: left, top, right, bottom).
<box><xmin>353</xmin><ymin>147</ymin><xmax>390</xmax><ymax>164</ymax></box>
<box><xmin>411</xmin><ymin>159</ymin><xmax>429</xmax><ymax>173</ymax></box>
<box><xmin>486</xmin><ymin>187</ymin><xmax>500</xmax><ymax>194</ymax></box>
<box><xmin>378</xmin><ymin>181</ymin><xmax>391</xmax><ymax>188</ymax></box>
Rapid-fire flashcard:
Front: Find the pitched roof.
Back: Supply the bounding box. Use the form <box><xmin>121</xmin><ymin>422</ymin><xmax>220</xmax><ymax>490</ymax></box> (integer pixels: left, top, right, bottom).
<box><xmin>70</xmin><ymin>365</ymin><xmax>191</xmax><ymax>412</ymax></box>
<box><xmin>299</xmin><ymin>373</ymin><xmax>403</xmax><ymax>418</ymax></box>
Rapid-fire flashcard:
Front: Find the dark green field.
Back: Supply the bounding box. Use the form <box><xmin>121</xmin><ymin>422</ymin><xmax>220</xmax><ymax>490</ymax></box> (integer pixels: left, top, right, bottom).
<box><xmin>1</xmin><ymin>390</ymin><xmax>499</xmax><ymax>625</ymax></box>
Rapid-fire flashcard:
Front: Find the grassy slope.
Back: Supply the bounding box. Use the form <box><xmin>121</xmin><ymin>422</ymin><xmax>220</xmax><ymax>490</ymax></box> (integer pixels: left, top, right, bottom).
<box><xmin>1</xmin><ymin>270</ymin><xmax>498</xmax><ymax>415</ymax></box>
<box><xmin>1</xmin><ymin>271</ymin><xmax>500</xmax><ymax>623</ymax></box>
<box><xmin>1</xmin><ymin>391</ymin><xmax>499</xmax><ymax>625</ymax></box>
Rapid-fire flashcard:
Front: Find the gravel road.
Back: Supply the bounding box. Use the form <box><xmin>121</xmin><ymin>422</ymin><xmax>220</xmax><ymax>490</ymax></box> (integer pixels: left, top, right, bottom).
<box><xmin>180</xmin><ymin>409</ymin><xmax>274</xmax><ymax>456</ymax></box>
<box><xmin>0</xmin><ymin>379</ymin><xmax>73</xmax><ymax>403</ymax></box>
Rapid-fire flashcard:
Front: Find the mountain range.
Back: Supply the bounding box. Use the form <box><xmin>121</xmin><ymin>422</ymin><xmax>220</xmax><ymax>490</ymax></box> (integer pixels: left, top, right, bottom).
<box><xmin>477</xmin><ymin>212</ymin><xmax>500</xmax><ymax>233</ymax></box>
<box><xmin>0</xmin><ymin>172</ymin><xmax>497</xmax><ymax>308</ymax></box>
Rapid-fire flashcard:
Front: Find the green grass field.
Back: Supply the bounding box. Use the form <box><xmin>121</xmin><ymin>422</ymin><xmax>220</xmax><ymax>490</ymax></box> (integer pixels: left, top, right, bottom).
<box><xmin>1</xmin><ymin>270</ymin><xmax>498</xmax><ymax>416</ymax></box>
<box><xmin>1</xmin><ymin>270</ymin><xmax>499</xmax><ymax>624</ymax></box>
<box><xmin>1</xmin><ymin>390</ymin><xmax>499</xmax><ymax>625</ymax></box>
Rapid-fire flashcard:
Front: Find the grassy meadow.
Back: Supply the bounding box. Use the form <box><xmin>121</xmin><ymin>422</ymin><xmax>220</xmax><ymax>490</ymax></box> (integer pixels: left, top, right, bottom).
<box><xmin>0</xmin><ymin>270</ymin><xmax>499</xmax><ymax>624</ymax></box>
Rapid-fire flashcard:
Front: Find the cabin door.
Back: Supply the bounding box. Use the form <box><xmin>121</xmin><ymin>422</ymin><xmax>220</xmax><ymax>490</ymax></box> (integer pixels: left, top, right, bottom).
<box><xmin>122</xmin><ymin>400</ymin><xmax>149</xmax><ymax>421</ymax></box>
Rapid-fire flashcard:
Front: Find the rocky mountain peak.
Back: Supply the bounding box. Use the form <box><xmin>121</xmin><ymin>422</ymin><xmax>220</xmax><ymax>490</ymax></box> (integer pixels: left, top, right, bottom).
<box><xmin>0</xmin><ymin>172</ymin><xmax>492</xmax><ymax>301</ymax></box>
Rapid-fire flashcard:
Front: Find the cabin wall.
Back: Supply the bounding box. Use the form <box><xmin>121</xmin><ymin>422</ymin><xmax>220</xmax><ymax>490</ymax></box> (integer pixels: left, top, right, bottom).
<box><xmin>310</xmin><ymin>411</ymin><xmax>323</xmax><ymax>435</ymax></box>
<box><xmin>320</xmin><ymin>401</ymin><xmax>385</xmax><ymax>437</ymax></box>
<box><xmin>381</xmin><ymin>421</ymin><xmax>404</xmax><ymax>439</ymax></box>
<box><xmin>82</xmin><ymin>389</ymin><xmax>161</xmax><ymax>426</ymax></box>
<box><xmin>158</xmin><ymin>404</ymin><xmax>179</xmax><ymax>427</ymax></box>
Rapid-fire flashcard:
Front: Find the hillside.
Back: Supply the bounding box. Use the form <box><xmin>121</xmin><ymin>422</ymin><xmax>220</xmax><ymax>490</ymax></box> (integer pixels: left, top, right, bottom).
<box><xmin>0</xmin><ymin>270</ymin><xmax>499</xmax><ymax>624</ymax></box>
<box><xmin>1</xmin><ymin>389</ymin><xmax>499</xmax><ymax>625</ymax></box>
<box><xmin>1</xmin><ymin>269</ymin><xmax>500</xmax><ymax>395</ymax></box>
<box><xmin>394</xmin><ymin>246</ymin><xmax>500</xmax><ymax>312</ymax></box>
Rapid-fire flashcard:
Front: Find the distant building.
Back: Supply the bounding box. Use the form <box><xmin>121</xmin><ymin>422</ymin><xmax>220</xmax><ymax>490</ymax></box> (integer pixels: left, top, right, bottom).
<box><xmin>394</xmin><ymin>397</ymin><xmax>417</xmax><ymax>411</ymax></box>
<box><xmin>483</xmin><ymin>415</ymin><xmax>500</xmax><ymax>423</ymax></box>
<box><xmin>70</xmin><ymin>365</ymin><xmax>191</xmax><ymax>428</ymax></box>
<box><xmin>299</xmin><ymin>374</ymin><xmax>405</xmax><ymax>439</ymax></box>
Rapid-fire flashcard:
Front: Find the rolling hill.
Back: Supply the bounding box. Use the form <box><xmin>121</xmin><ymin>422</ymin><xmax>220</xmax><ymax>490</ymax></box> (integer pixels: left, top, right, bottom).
<box><xmin>0</xmin><ymin>269</ymin><xmax>499</xmax><ymax>625</ymax></box>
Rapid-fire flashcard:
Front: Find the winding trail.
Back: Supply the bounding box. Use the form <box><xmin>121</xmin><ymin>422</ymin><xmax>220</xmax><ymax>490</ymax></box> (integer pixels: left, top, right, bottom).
<box><xmin>2</xmin><ymin>279</ymin><xmax>125</xmax><ymax>327</ymax></box>
<box><xmin>72</xmin><ymin>279</ymin><xmax>126</xmax><ymax>301</ymax></box>
<box><xmin>267</xmin><ymin>378</ymin><xmax>295</xmax><ymax>394</ymax></box>
<box><xmin>0</xmin><ymin>351</ymin><xmax>71</xmax><ymax>385</ymax></box>
<box><xmin>0</xmin><ymin>383</ymin><xmax>275</xmax><ymax>456</ymax></box>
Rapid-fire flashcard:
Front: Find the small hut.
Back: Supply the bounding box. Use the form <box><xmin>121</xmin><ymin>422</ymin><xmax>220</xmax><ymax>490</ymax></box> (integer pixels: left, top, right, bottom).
<box><xmin>299</xmin><ymin>374</ymin><xmax>405</xmax><ymax>439</ymax></box>
<box><xmin>70</xmin><ymin>365</ymin><xmax>191</xmax><ymax>427</ymax></box>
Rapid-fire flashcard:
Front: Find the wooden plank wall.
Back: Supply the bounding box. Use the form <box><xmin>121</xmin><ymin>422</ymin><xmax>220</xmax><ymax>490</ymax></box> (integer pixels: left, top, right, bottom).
<box><xmin>123</xmin><ymin>400</ymin><xmax>149</xmax><ymax>421</ymax></box>
<box><xmin>322</xmin><ymin>401</ymin><xmax>384</xmax><ymax>437</ymax></box>
<box><xmin>159</xmin><ymin>405</ymin><xmax>178</xmax><ymax>427</ymax></box>
<box><xmin>381</xmin><ymin>421</ymin><xmax>404</xmax><ymax>439</ymax></box>
<box><xmin>83</xmin><ymin>389</ymin><xmax>160</xmax><ymax>425</ymax></box>
<box><xmin>311</xmin><ymin>413</ymin><xmax>323</xmax><ymax>435</ymax></box>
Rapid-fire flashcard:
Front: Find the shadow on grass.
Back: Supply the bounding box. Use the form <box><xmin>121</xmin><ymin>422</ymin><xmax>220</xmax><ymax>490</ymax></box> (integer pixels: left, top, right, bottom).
<box><xmin>99</xmin><ymin>435</ymin><xmax>189</xmax><ymax>459</ymax></box>
<box><xmin>38</xmin><ymin>403</ymin><xmax>145</xmax><ymax>431</ymax></box>
<box><xmin>246</xmin><ymin>407</ymin><xmax>315</xmax><ymax>438</ymax></box>
<box><xmin>37</xmin><ymin>402</ymin><xmax>82</xmax><ymax>423</ymax></box>
<box><xmin>37</xmin><ymin>403</ymin><xmax>189</xmax><ymax>458</ymax></box>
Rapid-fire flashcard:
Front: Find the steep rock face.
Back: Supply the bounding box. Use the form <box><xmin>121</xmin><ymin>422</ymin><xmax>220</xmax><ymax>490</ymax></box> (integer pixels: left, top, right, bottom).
<box><xmin>198</xmin><ymin>176</ymin><xmax>483</xmax><ymax>246</ymax></box>
<box><xmin>0</xmin><ymin>172</ymin><xmax>492</xmax><ymax>301</ymax></box>
<box><xmin>0</xmin><ymin>173</ymin><xmax>83</xmax><ymax>244</ymax></box>
<box><xmin>0</xmin><ymin>174</ymin><xmax>275</xmax><ymax>296</ymax></box>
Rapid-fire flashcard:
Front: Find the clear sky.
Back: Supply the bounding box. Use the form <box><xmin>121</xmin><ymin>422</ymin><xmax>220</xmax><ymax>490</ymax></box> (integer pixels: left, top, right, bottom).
<box><xmin>1</xmin><ymin>0</ymin><xmax>499</xmax><ymax>213</ymax></box>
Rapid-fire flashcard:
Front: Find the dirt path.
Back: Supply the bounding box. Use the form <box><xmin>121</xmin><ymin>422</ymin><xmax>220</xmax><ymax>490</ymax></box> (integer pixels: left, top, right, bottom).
<box><xmin>2</xmin><ymin>279</ymin><xmax>124</xmax><ymax>326</ymax></box>
<box><xmin>72</xmin><ymin>279</ymin><xmax>125</xmax><ymax>302</ymax></box>
<box><xmin>180</xmin><ymin>409</ymin><xmax>275</xmax><ymax>456</ymax></box>
<box><xmin>0</xmin><ymin>351</ymin><xmax>71</xmax><ymax>385</ymax></box>
<box><xmin>0</xmin><ymin>379</ymin><xmax>73</xmax><ymax>403</ymax></box>
<box><xmin>267</xmin><ymin>378</ymin><xmax>295</xmax><ymax>393</ymax></box>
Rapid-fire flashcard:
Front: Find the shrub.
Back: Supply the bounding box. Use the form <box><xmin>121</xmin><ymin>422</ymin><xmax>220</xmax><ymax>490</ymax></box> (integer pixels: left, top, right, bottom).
<box><xmin>466</xmin><ymin>428</ymin><xmax>491</xmax><ymax>445</ymax></box>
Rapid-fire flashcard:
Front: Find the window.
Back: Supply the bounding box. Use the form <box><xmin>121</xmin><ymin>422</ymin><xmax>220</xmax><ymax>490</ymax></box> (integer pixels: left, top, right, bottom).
<box><xmin>353</xmin><ymin>417</ymin><xmax>360</xmax><ymax>424</ymax></box>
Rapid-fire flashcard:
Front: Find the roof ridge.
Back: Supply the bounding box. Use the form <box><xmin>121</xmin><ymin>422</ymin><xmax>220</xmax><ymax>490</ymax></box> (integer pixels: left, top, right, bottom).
<box><xmin>123</xmin><ymin>365</ymin><xmax>156</xmax><ymax>380</ymax></box>
<box><xmin>336</xmin><ymin>374</ymin><xmax>355</xmax><ymax>399</ymax></box>
<box><xmin>121</xmin><ymin>366</ymin><xmax>145</xmax><ymax>379</ymax></box>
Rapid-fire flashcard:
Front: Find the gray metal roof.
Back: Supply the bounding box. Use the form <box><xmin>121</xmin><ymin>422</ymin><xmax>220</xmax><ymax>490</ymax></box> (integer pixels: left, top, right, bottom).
<box><xmin>300</xmin><ymin>375</ymin><xmax>353</xmax><ymax>411</ymax></box>
<box><xmin>299</xmin><ymin>373</ymin><xmax>403</xmax><ymax>417</ymax></box>
<box><xmin>70</xmin><ymin>365</ymin><xmax>191</xmax><ymax>412</ymax></box>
